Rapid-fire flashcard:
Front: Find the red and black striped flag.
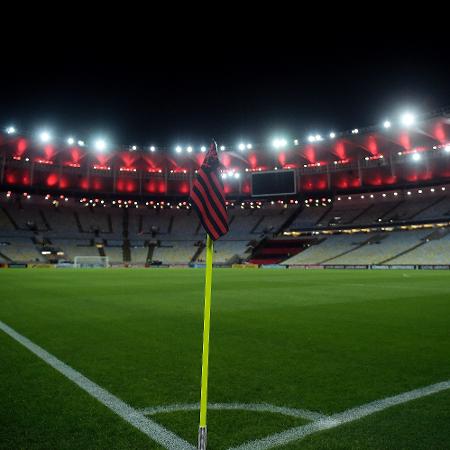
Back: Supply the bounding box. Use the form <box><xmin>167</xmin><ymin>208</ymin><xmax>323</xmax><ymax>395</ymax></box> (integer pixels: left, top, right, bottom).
<box><xmin>190</xmin><ymin>142</ymin><xmax>229</xmax><ymax>240</ymax></box>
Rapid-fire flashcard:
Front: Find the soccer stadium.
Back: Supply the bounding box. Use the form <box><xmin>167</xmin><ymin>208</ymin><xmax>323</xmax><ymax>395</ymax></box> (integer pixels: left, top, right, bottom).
<box><xmin>1</xmin><ymin>109</ymin><xmax>450</xmax><ymax>449</ymax></box>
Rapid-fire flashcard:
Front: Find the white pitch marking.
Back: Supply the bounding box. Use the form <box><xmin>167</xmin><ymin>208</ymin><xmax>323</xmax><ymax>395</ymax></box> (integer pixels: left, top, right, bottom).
<box><xmin>0</xmin><ymin>320</ymin><xmax>194</xmax><ymax>450</ymax></box>
<box><xmin>230</xmin><ymin>379</ymin><xmax>450</xmax><ymax>450</ymax></box>
<box><xmin>141</xmin><ymin>402</ymin><xmax>327</xmax><ymax>422</ymax></box>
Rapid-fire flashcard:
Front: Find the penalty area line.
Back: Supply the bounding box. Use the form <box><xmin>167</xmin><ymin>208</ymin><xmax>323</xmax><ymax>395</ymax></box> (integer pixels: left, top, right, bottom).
<box><xmin>0</xmin><ymin>320</ymin><xmax>194</xmax><ymax>450</ymax></box>
<box><xmin>230</xmin><ymin>379</ymin><xmax>450</xmax><ymax>450</ymax></box>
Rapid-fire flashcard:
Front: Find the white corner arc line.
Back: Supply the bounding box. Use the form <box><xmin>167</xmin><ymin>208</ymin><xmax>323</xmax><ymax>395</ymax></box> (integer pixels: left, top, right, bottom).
<box><xmin>0</xmin><ymin>320</ymin><xmax>195</xmax><ymax>450</ymax></box>
<box><xmin>140</xmin><ymin>402</ymin><xmax>327</xmax><ymax>422</ymax></box>
<box><xmin>229</xmin><ymin>379</ymin><xmax>450</xmax><ymax>450</ymax></box>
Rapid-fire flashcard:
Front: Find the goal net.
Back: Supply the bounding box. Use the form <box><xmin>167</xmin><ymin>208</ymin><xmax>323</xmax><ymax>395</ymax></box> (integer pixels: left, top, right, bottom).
<box><xmin>73</xmin><ymin>256</ymin><xmax>110</xmax><ymax>268</ymax></box>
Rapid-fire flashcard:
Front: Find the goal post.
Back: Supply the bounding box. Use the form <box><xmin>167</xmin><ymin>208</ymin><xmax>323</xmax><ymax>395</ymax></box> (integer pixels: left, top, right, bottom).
<box><xmin>73</xmin><ymin>256</ymin><xmax>110</xmax><ymax>268</ymax></box>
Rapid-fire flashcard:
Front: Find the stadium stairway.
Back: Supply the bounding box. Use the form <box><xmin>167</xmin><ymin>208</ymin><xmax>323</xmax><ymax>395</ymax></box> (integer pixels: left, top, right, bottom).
<box><xmin>349</xmin><ymin>203</ymin><xmax>375</xmax><ymax>224</ymax></box>
<box><xmin>314</xmin><ymin>204</ymin><xmax>334</xmax><ymax>227</ymax></box>
<box><xmin>107</xmin><ymin>214</ymin><xmax>113</xmax><ymax>233</ymax></box>
<box><xmin>379</xmin><ymin>228</ymin><xmax>450</xmax><ymax>264</ymax></box>
<box><xmin>168</xmin><ymin>216</ymin><xmax>174</xmax><ymax>234</ymax></box>
<box><xmin>0</xmin><ymin>250</ymin><xmax>13</xmax><ymax>262</ymax></box>
<box><xmin>410</xmin><ymin>196</ymin><xmax>446</xmax><ymax>220</ymax></box>
<box><xmin>39</xmin><ymin>210</ymin><xmax>51</xmax><ymax>230</ymax></box>
<box><xmin>191</xmin><ymin>241</ymin><xmax>206</xmax><ymax>263</ymax></box>
<box><xmin>378</xmin><ymin>200</ymin><xmax>404</xmax><ymax>222</ymax></box>
<box><xmin>74</xmin><ymin>211</ymin><xmax>84</xmax><ymax>233</ymax></box>
<box><xmin>122</xmin><ymin>208</ymin><xmax>130</xmax><ymax>263</ymax></box>
<box><xmin>318</xmin><ymin>233</ymin><xmax>388</xmax><ymax>264</ymax></box>
<box><xmin>250</xmin><ymin>216</ymin><xmax>265</xmax><ymax>234</ymax></box>
<box><xmin>1</xmin><ymin>206</ymin><xmax>19</xmax><ymax>230</ymax></box>
<box><xmin>146</xmin><ymin>242</ymin><xmax>156</xmax><ymax>263</ymax></box>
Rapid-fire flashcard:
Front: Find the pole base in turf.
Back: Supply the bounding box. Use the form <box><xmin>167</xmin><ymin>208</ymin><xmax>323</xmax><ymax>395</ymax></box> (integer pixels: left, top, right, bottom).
<box><xmin>198</xmin><ymin>426</ymin><xmax>207</xmax><ymax>450</ymax></box>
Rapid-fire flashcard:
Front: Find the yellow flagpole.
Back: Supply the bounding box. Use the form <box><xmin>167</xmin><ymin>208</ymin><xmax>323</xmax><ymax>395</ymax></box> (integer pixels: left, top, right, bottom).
<box><xmin>198</xmin><ymin>234</ymin><xmax>214</xmax><ymax>450</ymax></box>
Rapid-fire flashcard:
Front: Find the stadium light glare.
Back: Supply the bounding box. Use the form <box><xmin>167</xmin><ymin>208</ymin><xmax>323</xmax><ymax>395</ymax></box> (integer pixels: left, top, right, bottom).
<box><xmin>329</xmin><ymin>132</ymin><xmax>336</xmax><ymax>139</ymax></box>
<box><xmin>272</xmin><ymin>138</ymin><xmax>287</xmax><ymax>149</ymax></box>
<box><xmin>315</xmin><ymin>134</ymin><xmax>323</xmax><ymax>141</ymax></box>
<box><xmin>150</xmin><ymin>146</ymin><xmax>156</xmax><ymax>152</ymax></box>
<box><xmin>200</xmin><ymin>146</ymin><xmax>206</xmax><ymax>152</ymax></box>
<box><xmin>67</xmin><ymin>137</ymin><xmax>75</xmax><ymax>145</ymax></box>
<box><xmin>175</xmin><ymin>145</ymin><xmax>182</xmax><ymax>153</ymax></box>
<box><xmin>5</xmin><ymin>126</ymin><xmax>16</xmax><ymax>134</ymax></box>
<box><xmin>246</xmin><ymin>143</ymin><xmax>252</xmax><ymax>149</ymax></box>
<box><xmin>401</xmin><ymin>112</ymin><xmax>415</xmax><ymax>126</ymax></box>
<box><xmin>77</xmin><ymin>140</ymin><xmax>85</xmax><ymax>147</ymax></box>
<box><xmin>238</xmin><ymin>143</ymin><xmax>246</xmax><ymax>151</ymax></box>
<box><xmin>186</xmin><ymin>146</ymin><xmax>193</xmax><ymax>153</ymax></box>
<box><xmin>444</xmin><ymin>145</ymin><xmax>450</xmax><ymax>153</ymax></box>
<box><xmin>39</xmin><ymin>130</ymin><xmax>52</xmax><ymax>143</ymax></box>
<box><xmin>131</xmin><ymin>145</ymin><xmax>138</xmax><ymax>151</ymax></box>
<box><xmin>307</xmin><ymin>135</ymin><xmax>316</xmax><ymax>143</ymax></box>
<box><xmin>383</xmin><ymin>120</ymin><xmax>391</xmax><ymax>129</ymax></box>
<box><xmin>412</xmin><ymin>153</ymin><xmax>421</xmax><ymax>162</ymax></box>
<box><xmin>220</xmin><ymin>145</ymin><xmax>226</xmax><ymax>151</ymax></box>
<box><xmin>351</xmin><ymin>128</ymin><xmax>359</xmax><ymax>134</ymax></box>
<box><xmin>293</xmin><ymin>139</ymin><xmax>299</xmax><ymax>145</ymax></box>
<box><xmin>94</xmin><ymin>138</ymin><xmax>107</xmax><ymax>152</ymax></box>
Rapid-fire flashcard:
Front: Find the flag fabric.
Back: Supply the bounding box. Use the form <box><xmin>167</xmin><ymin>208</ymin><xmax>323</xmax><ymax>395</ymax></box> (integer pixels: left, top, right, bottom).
<box><xmin>190</xmin><ymin>142</ymin><xmax>229</xmax><ymax>240</ymax></box>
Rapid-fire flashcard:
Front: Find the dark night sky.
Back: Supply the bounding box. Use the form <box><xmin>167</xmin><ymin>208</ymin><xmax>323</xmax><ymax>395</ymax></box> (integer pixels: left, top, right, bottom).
<box><xmin>1</xmin><ymin>28</ymin><xmax>449</xmax><ymax>148</ymax></box>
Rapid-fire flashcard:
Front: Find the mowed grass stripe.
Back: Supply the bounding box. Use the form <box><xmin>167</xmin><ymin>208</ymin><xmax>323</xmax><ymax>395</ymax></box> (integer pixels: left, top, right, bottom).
<box><xmin>231</xmin><ymin>379</ymin><xmax>450</xmax><ymax>450</ymax></box>
<box><xmin>0</xmin><ymin>320</ymin><xmax>194</xmax><ymax>450</ymax></box>
<box><xmin>1</xmin><ymin>269</ymin><xmax>450</xmax><ymax>448</ymax></box>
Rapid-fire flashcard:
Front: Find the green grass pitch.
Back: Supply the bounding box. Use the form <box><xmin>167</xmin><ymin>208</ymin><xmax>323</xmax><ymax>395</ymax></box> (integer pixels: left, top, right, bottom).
<box><xmin>1</xmin><ymin>268</ymin><xmax>450</xmax><ymax>449</ymax></box>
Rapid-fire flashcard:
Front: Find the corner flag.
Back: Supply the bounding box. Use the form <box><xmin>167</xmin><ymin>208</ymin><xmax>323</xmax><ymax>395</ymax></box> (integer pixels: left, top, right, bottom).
<box><xmin>189</xmin><ymin>141</ymin><xmax>228</xmax><ymax>449</ymax></box>
<box><xmin>190</xmin><ymin>142</ymin><xmax>229</xmax><ymax>241</ymax></box>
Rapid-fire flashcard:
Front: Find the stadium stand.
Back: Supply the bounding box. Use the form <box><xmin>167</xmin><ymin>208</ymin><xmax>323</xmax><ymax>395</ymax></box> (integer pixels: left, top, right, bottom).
<box><xmin>1</xmin><ymin>183</ymin><xmax>450</xmax><ymax>266</ymax></box>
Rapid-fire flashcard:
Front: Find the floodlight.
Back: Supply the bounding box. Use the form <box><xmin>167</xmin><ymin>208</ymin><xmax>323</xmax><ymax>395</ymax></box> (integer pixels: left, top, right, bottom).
<box><xmin>272</xmin><ymin>138</ymin><xmax>287</xmax><ymax>149</ymax></box>
<box><xmin>150</xmin><ymin>146</ymin><xmax>156</xmax><ymax>152</ymax></box>
<box><xmin>186</xmin><ymin>146</ymin><xmax>193</xmax><ymax>153</ymax></box>
<box><xmin>67</xmin><ymin>137</ymin><xmax>75</xmax><ymax>145</ymax></box>
<box><xmin>200</xmin><ymin>146</ymin><xmax>206</xmax><ymax>152</ymax></box>
<box><xmin>77</xmin><ymin>140</ymin><xmax>85</xmax><ymax>147</ymax></box>
<box><xmin>5</xmin><ymin>126</ymin><xmax>16</xmax><ymax>134</ymax></box>
<box><xmin>307</xmin><ymin>135</ymin><xmax>316</xmax><ymax>143</ymax></box>
<box><xmin>39</xmin><ymin>130</ymin><xmax>52</xmax><ymax>143</ymax></box>
<box><xmin>238</xmin><ymin>143</ymin><xmax>245</xmax><ymax>151</ymax></box>
<box><xmin>401</xmin><ymin>112</ymin><xmax>415</xmax><ymax>126</ymax></box>
<box><xmin>412</xmin><ymin>153</ymin><xmax>421</xmax><ymax>161</ymax></box>
<box><xmin>175</xmin><ymin>145</ymin><xmax>182</xmax><ymax>153</ymax></box>
<box><xmin>246</xmin><ymin>143</ymin><xmax>252</xmax><ymax>149</ymax></box>
<box><xmin>329</xmin><ymin>132</ymin><xmax>336</xmax><ymax>139</ymax></box>
<box><xmin>383</xmin><ymin>120</ymin><xmax>391</xmax><ymax>129</ymax></box>
<box><xmin>220</xmin><ymin>145</ymin><xmax>226</xmax><ymax>151</ymax></box>
<box><xmin>94</xmin><ymin>138</ymin><xmax>107</xmax><ymax>151</ymax></box>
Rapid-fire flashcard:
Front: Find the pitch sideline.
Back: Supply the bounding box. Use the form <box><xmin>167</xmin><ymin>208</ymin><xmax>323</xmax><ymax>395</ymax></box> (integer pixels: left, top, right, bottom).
<box><xmin>0</xmin><ymin>320</ymin><xmax>194</xmax><ymax>450</ymax></box>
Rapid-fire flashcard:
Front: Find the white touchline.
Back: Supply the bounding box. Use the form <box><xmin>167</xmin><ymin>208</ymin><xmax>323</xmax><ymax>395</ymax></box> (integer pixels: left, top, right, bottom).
<box><xmin>230</xmin><ymin>379</ymin><xmax>450</xmax><ymax>450</ymax></box>
<box><xmin>140</xmin><ymin>403</ymin><xmax>327</xmax><ymax>422</ymax></box>
<box><xmin>0</xmin><ymin>320</ymin><xmax>195</xmax><ymax>450</ymax></box>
